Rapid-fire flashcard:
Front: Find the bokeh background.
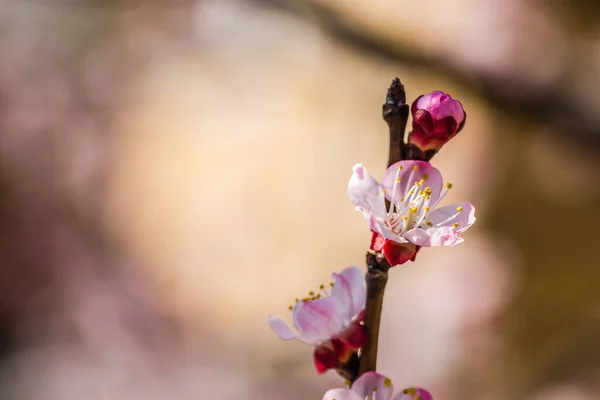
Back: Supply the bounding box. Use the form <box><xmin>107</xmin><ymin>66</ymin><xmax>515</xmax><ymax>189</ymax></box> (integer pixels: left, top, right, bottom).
<box><xmin>0</xmin><ymin>0</ymin><xmax>599</xmax><ymax>399</ymax></box>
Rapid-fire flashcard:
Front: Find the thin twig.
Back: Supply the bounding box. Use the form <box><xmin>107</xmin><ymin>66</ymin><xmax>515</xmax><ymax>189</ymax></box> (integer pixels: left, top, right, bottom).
<box><xmin>355</xmin><ymin>78</ymin><xmax>409</xmax><ymax>379</ymax></box>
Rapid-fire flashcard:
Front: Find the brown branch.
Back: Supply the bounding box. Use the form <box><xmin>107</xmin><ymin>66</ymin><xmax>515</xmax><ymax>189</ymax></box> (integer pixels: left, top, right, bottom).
<box><xmin>353</xmin><ymin>78</ymin><xmax>409</xmax><ymax>379</ymax></box>
<box><xmin>358</xmin><ymin>252</ymin><xmax>391</xmax><ymax>376</ymax></box>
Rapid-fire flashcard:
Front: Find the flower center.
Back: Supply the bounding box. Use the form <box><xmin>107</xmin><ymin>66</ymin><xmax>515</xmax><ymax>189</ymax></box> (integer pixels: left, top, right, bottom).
<box><xmin>383</xmin><ymin>165</ymin><xmax>456</xmax><ymax>234</ymax></box>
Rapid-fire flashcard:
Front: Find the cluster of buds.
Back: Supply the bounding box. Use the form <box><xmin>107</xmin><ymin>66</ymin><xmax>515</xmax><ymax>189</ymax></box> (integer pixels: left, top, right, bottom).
<box><xmin>269</xmin><ymin>79</ymin><xmax>474</xmax><ymax>399</ymax></box>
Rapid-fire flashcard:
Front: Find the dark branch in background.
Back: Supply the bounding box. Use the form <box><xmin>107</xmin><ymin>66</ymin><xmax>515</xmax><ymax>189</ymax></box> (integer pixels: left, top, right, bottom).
<box><xmin>263</xmin><ymin>0</ymin><xmax>600</xmax><ymax>151</ymax></box>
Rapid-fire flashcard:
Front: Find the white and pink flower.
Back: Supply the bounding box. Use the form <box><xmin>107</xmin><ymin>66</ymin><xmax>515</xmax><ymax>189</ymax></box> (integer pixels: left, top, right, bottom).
<box><xmin>348</xmin><ymin>160</ymin><xmax>475</xmax><ymax>266</ymax></box>
<box><xmin>268</xmin><ymin>266</ymin><xmax>368</xmax><ymax>373</ymax></box>
<box><xmin>322</xmin><ymin>372</ymin><xmax>434</xmax><ymax>400</ymax></box>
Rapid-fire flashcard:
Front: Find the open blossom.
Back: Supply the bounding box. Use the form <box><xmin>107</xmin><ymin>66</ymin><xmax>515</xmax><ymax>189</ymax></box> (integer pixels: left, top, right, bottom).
<box><xmin>348</xmin><ymin>160</ymin><xmax>475</xmax><ymax>266</ymax></box>
<box><xmin>407</xmin><ymin>91</ymin><xmax>466</xmax><ymax>160</ymax></box>
<box><xmin>322</xmin><ymin>371</ymin><xmax>434</xmax><ymax>400</ymax></box>
<box><xmin>268</xmin><ymin>266</ymin><xmax>368</xmax><ymax>374</ymax></box>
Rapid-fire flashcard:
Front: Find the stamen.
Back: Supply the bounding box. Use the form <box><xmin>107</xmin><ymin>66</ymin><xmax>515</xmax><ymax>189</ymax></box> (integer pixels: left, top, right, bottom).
<box><xmin>430</xmin><ymin>181</ymin><xmax>453</xmax><ymax>210</ymax></box>
<box><xmin>457</xmin><ymin>206</ymin><xmax>463</xmax><ymax>212</ymax></box>
<box><xmin>452</xmin><ymin>223</ymin><xmax>459</xmax><ymax>229</ymax></box>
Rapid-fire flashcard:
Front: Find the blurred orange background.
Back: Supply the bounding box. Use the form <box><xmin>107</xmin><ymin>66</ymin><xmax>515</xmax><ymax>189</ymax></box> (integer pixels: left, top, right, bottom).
<box><xmin>0</xmin><ymin>1</ymin><xmax>599</xmax><ymax>399</ymax></box>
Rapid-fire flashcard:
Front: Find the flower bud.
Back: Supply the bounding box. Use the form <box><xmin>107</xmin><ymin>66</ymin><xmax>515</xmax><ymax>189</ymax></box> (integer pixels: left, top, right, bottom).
<box><xmin>406</xmin><ymin>91</ymin><xmax>466</xmax><ymax>160</ymax></box>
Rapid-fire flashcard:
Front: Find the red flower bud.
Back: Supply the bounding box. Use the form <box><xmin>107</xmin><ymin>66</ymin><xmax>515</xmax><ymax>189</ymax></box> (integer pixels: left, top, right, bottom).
<box><xmin>406</xmin><ymin>91</ymin><xmax>466</xmax><ymax>160</ymax></box>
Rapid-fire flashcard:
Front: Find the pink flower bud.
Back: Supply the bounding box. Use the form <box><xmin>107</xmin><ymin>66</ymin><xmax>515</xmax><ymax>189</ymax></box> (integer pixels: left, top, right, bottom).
<box><xmin>407</xmin><ymin>91</ymin><xmax>466</xmax><ymax>160</ymax></box>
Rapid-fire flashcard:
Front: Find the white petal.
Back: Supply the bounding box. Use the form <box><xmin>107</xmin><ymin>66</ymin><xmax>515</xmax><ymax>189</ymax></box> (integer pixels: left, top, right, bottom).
<box><xmin>322</xmin><ymin>389</ymin><xmax>362</xmax><ymax>400</ymax></box>
<box><xmin>404</xmin><ymin>227</ymin><xmax>458</xmax><ymax>247</ymax></box>
<box><xmin>351</xmin><ymin>372</ymin><xmax>394</xmax><ymax>400</ymax></box>
<box><xmin>427</xmin><ymin>202</ymin><xmax>475</xmax><ymax>233</ymax></box>
<box><xmin>348</xmin><ymin>163</ymin><xmax>387</xmax><ymax>219</ymax></box>
<box><xmin>331</xmin><ymin>266</ymin><xmax>365</xmax><ymax>321</ymax></box>
<box><xmin>267</xmin><ymin>315</ymin><xmax>298</xmax><ymax>340</ymax></box>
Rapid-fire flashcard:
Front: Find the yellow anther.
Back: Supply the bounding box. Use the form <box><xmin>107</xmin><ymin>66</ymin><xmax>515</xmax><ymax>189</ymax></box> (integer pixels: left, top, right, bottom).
<box><xmin>398</xmin><ymin>165</ymin><xmax>403</xmax><ymax>170</ymax></box>
<box><xmin>319</xmin><ymin>284</ymin><xmax>325</xmax><ymax>290</ymax></box>
<box><xmin>410</xmin><ymin>207</ymin><xmax>418</xmax><ymax>213</ymax></box>
<box><xmin>373</xmin><ymin>386</ymin><xmax>378</xmax><ymax>392</ymax></box>
<box><xmin>402</xmin><ymin>216</ymin><xmax>408</xmax><ymax>220</ymax></box>
<box><xmin>403</xmin><ymin>388</ymin><xmax>417</xmax><ymax>395</ymax></box>
<box><xmin>423</xmin><ymin>187</ymin><xmax>432</xmax><ymax>196</ymax></box>
<box><xmin>457</xmin><ymin>206</ymin><xmax>463</xmax><ymax>212</ymax></box>
<box><xmin>384</xmin><ymin>378</ymin><xmax>392</xmax><ymax>388</ymax></box>
<box><xmin>419</xmin><ymin>179</ymin><xmax>425</xmax><ymax>185</ymax></box>
<box><xmin>396</xmin><ymin>178</ymin><xmax>401</xmax><ymax>183</ymax></box>
<box><xmin>344</xmin><ymin>380</ymin><xmax>351</xmax><ymax>387</ymax></box>
<box><xmin>382</xmin><ymin>189</ymin><xmax>387</xmax><ymax>193</ymax></box>
<box><xmin>302</xmin><ymin>297</ymin><xmax>310</xmax><ymax>302</ymax></box>
<box><xmin>446</xmin><ymin>182</ymin><xmax>453</xmax><ymax>189</ymax></box>
<box><xmin>330</xmin><ymin>282</ymin><xmax>334</xmax><ymax>287</ymax></box>
<box><xmin>426</xmin><ymin>221</ymin><xmax>433</xmax><ymax>226</ymax></box>
<box><xmin>295</xmin><ymin>298</ymin><xmax>299</xmax><ymax>302</ymax></box>
<box><xmin>308</xmin><ymin>291</ymin><xmax>315</xmax><ymax>296</ymax></box>
<box><xmin>288</xmin><ymin>305</ymin><xmax>293</xmax><ymax>310</ymax></box>
<box><xmin>452</xmin><ymin>223</ymin><xmax>459</xmax><ymax>229</ymax></box>
<box><xmin>412</xmin><ymin>165</ymin><xmax>418</xmax><ymax>171</ymax></box>
<box><xmin>315</xmin><ymin>294</ymin><xmax>321</xmax><ymax>299</ymax></box>
<box><xmin>401</xmin><ymin>197</ymin><xmax>405</xmax><ymax>202</ymax></box>
<box><xmin>424</xmin><ymin>206</ymin><xmax>430</xmax><ymax>212</ymax></box>
<box><xmin>423</xmin><ymin>173</ymin><xmax>429</xmax><ymax>180</ymax></box>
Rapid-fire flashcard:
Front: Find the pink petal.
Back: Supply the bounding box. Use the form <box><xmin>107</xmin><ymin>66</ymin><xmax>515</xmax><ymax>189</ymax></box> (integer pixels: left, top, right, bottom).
<box><xmin>322</xmin><ymin>389</ymin><xmax>362</xmax><ymax>400</ymax></box>
<box><xmin>416</xmin><ymin>91</ymin><xmax>444</xmax><ymax>113</ymax></box>
<box><xmin>436</xmin><ymin>96</ymin><xmax>464</xmax><ymax>124</ymax></box>
<box><xmin>331</xmin><ymin>266</ymin><xmax>366</xmax><ymax>320</ymax></box>
<box><xmin>382</xmin><ymin>161</ymin><xmax>444</xmax><ymax>205</ymax></box>
<box><xmin>393</xmin><ymin>387</ymin><xmax>434</xmax><ymax>400</ymax></box>
<box><xmin>382</xmin><ymin>240</ymin><xmax>418</xmax><ymax>266</ymax></box>
<box><xmin>416</xmin><ymin>91</ymin><xmax>464</xmax><ymax>124</ymax></box>
<box><xmin>338</xmin><ymin>321</ymin><xmax>369</xmax><ymax>349</ymax></box>
<box><xmin>404</xmin><ymin>227</ymin><xmax>458</xmax><ymax>247</ymax></box>
<box><xmin>427</xmin><ymin>202</ymin><xmax>476</xmax><ymax>233</ymax></box>
<box><xmin>351</xmin><ymin>372</ymin><xmax>394</xmax><ymax>400</ymax></box>
<box><xmin>293</xmin><ymin>296</ymin><xmax>345</xmax><ymax>343</ymax></box>
<box><xmin>349</xmin><ymin>163</ymin><xmax>387</xmax><ymax>219</ymax></box>
<box><xmin>267</xmin><ymin>315</ymin><xmax>298</xmax><ymax>341</ymax></box>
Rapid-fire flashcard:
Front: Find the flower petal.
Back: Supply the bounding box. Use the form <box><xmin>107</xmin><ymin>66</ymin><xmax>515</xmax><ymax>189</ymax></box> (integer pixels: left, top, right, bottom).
<box><xmin>322</xmin><ymin>389</ymin><xmax>362</xmax><ymax>400</ymax></box>
<box><xmin>404</xmin><ymin>227</ymin><xmax>458</xmax><ymax>247</ymax></box>
<box><xmin>394</xmin><ymin>387</ymin><xmax>434</xmax><ymax>400</ymax></box>
<box><xmin>267</xmin><ymin>315</ymin><xmax>298</xmax><ymax>341</ymax></box>
<box><xmin>349</xmin><ymin>163</ymin><xmax>387</xmax><ymax>219</ymax></box>
<box><xmin>331</xmin><ymin>266</ymin><xmax>365</xmax><ymax>320</ymax></box>
<box><xmin>427</xmin><ymin>202</ymin><xmax>475</xmax><ymax>233</ymax></box>
<box><xmin>382</xmin><ymin>240</ymin><xmax>418</xmax><ymax>266</ymax></box>
<box><xmin>293</xmin><ymin>296</ymin><xmax>345</xmax><ymax>343</ymax></box>
<box><xmin>338</xmin><ymin>321</ymin><xmax>369</xmax><ymax>349</ymax></box>
<box><xmin>382</xmin><ymin>161</ymin><xmax>444</xmax><ymax>205</ymax></box>
<box><xmin>351</xmin><ymin>372</ymin><xmax>394</xmax><ymax>400</ymax></box>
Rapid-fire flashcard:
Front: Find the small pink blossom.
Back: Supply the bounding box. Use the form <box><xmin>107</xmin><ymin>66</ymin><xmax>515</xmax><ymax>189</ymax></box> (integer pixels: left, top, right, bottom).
<box><xmin>322</xmin><ymin>371</ymin><xmax>434</xmax><ymax>400</ymax></box>
<box><xmin>268</xmin><ymin>266</ymin><xmax>368</xmax><ymax>374</ymax></box>
<box><xmin>407</xmin><ymin>91</ymin><xmax>466</xmax><ymax>159</ymax></box>
<box><xmin>348</xmin><ymin>160</ymin><xmax>475</xmax><ymax>266</ymax></box>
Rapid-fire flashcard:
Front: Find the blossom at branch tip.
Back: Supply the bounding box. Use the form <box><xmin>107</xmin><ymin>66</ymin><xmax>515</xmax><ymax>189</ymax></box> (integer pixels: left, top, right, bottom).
<box><xmin>268</xmin><ymin>266</ymin><xmax>368</xmax><ymax>374</ymax></box>
<box><xmin>348</xmin><ymin>160</ymin><xmax>475</xmax><ymax>266</ymax></box>
<box><xmin>322</xmin><ymin>371</ymin><xmax>434</xmax><ymax>400</ymax></box>
<box><xmin>407</xmin><ymin>91</ymin><xmax>466</xmax><ymax>160</ymax></box>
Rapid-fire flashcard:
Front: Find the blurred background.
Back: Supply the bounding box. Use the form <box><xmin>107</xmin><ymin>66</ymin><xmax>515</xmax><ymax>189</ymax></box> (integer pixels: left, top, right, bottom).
<box><xmin>0</xmin><ymin>0</ymin><xmax>599</xmax><ymax>399</ymax></box>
